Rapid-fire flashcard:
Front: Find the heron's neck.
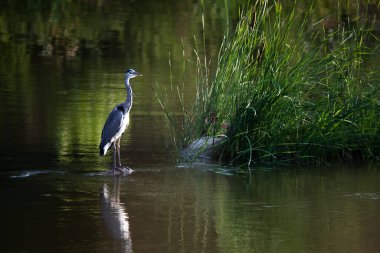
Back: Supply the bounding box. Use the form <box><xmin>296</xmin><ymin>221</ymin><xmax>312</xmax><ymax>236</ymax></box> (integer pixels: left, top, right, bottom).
<box><xmin>124</xmin><ymin>77</ymin><xmax>133</xmax><ymax>113</ymax></box>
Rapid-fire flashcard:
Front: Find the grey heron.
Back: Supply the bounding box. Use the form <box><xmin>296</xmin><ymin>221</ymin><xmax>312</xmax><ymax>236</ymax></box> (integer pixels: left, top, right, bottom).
<box><xmin>99</xmin><ymin>68</ymin><xmax>142</xmax><ymax>174</ymax></box>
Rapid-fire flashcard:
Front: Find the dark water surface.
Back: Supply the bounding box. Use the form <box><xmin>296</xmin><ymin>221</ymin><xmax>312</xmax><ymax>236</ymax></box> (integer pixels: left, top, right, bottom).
<box><xmin>2</xmin><ymin>165</ymin><xmax>380</xmax><ymax>253</ymax></box>
<box><xmin>1</xmin><ymin>0</ymin><xmax>380</xmax><ymax>252</ymax></box>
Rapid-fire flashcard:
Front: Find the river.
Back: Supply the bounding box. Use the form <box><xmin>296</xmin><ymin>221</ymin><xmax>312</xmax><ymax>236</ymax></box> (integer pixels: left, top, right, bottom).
<box><xmin>1</xmin><ymin>0</ymin><xmax>379</xmax><ymax>252</ymax></box>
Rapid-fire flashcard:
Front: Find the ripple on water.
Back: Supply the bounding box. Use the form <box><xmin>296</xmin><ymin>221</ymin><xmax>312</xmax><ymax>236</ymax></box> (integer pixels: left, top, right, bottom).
<box><xmin>9</xmin><ymin>170</ymin><xmax>63</xmax><ymax>179</ymax></box>
<box><xmin>344</xmin><ymin>192</ymin><xmax>379</xmax><ymax>200</ymax></box>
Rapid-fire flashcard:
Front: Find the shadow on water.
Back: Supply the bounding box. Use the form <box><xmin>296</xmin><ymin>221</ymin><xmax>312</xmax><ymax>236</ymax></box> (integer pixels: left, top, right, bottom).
<box><xmin>100</xmin><ymin>176</ymin><xmax>132</xmax><ymax>253</ymax></box>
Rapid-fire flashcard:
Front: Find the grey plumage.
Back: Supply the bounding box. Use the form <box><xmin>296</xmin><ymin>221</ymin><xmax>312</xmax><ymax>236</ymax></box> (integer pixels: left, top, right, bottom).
<box><xmin>99</xmin><ymin>106</ymin><xmax>125</xmax><ymax>155</ymax></box>
<box><xmin>99</xmin><ymin>69</ymin><xmax>142</xmax><ymax>172</ymax></box>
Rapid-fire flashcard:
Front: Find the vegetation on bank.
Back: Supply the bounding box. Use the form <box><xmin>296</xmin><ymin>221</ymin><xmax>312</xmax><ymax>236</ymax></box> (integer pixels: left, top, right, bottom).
<box><xmin>158</xmin><ymin>1</ymin><xmax>380</xmax><ymax>166</ymax></box>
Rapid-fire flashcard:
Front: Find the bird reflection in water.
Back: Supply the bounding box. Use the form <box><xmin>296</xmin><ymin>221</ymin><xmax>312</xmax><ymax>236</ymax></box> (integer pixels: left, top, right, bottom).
<box><xmin>100</xmin><ymin>176</ymin><xmax>132</xmax><ymax>252</ymax></box>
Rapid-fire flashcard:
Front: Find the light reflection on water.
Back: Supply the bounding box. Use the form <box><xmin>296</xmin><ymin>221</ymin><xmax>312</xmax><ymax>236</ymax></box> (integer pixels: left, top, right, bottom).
<box><xmin>101</xmin><ymin>177</ymin><xmax>132</xmax><ymax>252</ymax></box>
<box><xmin>2</xmin><ymin>166</ymin><xmax>380</xmax><ymax>253</ymax></box>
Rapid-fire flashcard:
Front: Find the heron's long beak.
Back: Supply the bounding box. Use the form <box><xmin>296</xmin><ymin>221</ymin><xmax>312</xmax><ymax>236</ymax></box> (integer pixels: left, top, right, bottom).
<box><xmin>134</xmin><ymin>71</ymin><xmax>142</xmax><ymax>76</ymax></box>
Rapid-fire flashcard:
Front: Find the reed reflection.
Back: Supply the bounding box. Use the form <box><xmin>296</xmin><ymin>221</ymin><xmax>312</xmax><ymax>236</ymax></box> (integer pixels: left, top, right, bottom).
<box><xmin>100</xmin><ymin>176</ymin><xmax>132</xmax><ymax>252</ymax></box>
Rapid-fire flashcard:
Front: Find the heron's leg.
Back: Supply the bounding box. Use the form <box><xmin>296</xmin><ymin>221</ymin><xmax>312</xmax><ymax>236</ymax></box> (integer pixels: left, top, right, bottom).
<box><xmin>113</xmin><ymin>142</ymin><xmax>117</xmax><ymax>172</ymax></box>
<box><xmin>117</xmin><ymin>138</ymin><xmax>122</xmax><ymax>167</ymax></box>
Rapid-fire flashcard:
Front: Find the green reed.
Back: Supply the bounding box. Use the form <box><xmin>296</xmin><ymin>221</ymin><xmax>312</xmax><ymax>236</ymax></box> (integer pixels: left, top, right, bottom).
<box><xmin>158</xmin><ymin>1</ymin><xmax>380</xmax><ymax>166</ymax></box>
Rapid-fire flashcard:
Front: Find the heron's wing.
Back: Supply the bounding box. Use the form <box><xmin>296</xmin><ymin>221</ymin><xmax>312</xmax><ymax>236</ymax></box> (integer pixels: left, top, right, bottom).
<box><xmin>101</xmin><ymin>106</ymin><xmax>124</xmax><ymax>143</ymax></box>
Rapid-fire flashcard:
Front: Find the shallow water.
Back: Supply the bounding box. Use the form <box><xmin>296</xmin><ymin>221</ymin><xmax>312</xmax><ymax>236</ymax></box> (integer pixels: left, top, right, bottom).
<box><xmin>2</xmin><ymin>165</ymin><xmax>380</xmax><ymax>253</ymax></box>
<box><xmin>1</xmin><ymin>1</ymin><xmax>380</xmax><ymax>252</ymax></box>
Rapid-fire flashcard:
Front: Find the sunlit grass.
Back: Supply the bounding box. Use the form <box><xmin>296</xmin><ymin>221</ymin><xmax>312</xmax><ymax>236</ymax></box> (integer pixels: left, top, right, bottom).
<box><xmin>158</xmin><ymin>1</ymin><xmax>380</xmax><ymax>166</ymax></box>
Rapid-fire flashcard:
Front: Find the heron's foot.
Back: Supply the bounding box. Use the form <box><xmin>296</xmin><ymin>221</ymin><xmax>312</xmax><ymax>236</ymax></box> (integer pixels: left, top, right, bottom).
<box><xmin>114</xmin><ymin>166</ymin><xmax>134</xmax><ymax>175</ymax></box>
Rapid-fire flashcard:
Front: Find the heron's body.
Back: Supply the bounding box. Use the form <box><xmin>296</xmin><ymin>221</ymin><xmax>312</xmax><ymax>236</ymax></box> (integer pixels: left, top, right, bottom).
<box><xmin>99</xmin><ymin>69</ymin><xmax>142</xmax><ymax>173</ymax></box>
<box><xmin>99</xmin><ymin>105</ymin><xmax>130</xmax><ymax>156</ymax></box>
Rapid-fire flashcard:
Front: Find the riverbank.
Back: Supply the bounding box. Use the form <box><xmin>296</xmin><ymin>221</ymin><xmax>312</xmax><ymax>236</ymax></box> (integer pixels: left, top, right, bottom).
<box><xmin>158</xmin><ymin>1</ymin><xmax>380</xmax><ymax>167</ymax></box>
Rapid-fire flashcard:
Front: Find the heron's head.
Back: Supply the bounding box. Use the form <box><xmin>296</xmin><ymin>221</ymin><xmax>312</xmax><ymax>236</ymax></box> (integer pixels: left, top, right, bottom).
<box><xmin>125</xmin><ymin>69</ymin><xmax>142</xmax><ymax>79</ymax></box>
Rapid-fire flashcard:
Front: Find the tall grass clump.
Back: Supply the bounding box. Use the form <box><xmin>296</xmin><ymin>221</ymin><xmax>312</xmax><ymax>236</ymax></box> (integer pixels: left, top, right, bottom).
<box><xmin>159</xmin><ymin>1</ymin><xmax>380</xmax><ymax>166</ymax></box>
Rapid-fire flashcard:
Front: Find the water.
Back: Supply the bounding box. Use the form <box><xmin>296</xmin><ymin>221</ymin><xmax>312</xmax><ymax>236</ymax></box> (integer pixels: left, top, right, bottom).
<box><xmin>2</xmin><ymin>166</ymin><xmax>380</xmax><ymax>252</ymax></box>
<box><xmin>1</xmin><ymin>1</ymin><xmax>380</xmax><ymax>252</ymax></box>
